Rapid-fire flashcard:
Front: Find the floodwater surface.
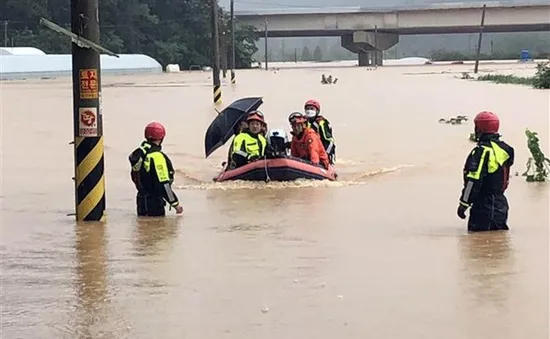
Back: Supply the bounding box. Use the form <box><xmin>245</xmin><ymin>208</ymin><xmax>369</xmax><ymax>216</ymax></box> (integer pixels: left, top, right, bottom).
<box><xmin>1</xmin><ymin>61</ymin><xmax>549</xmax><ymax>339</ymax></box>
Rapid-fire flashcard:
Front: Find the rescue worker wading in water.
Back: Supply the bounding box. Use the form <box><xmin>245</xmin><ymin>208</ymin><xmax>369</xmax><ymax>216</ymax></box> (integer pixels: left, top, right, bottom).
<box><xmin>288</xmin><ymin>112</ymin><xmax>330</xmax><ymax>169</ymax></box>
<box><xmin>304</xmin><ymin>99</ymin><xmax>336</xmax><ymax>164</ymax></box>
<box><xmin>457</xmin><ymin>111</ymin><xmax>514</xmax><ymax>232</ymax></box>
<box><xmin>230</xmin><ymin>112</ymin><xmax>268</xmax><ymax>168</ymax></box>
<box><xmin>129</xmin><ymin>122</ymin><xmax>183</xmax><ymax>216</ymax></box>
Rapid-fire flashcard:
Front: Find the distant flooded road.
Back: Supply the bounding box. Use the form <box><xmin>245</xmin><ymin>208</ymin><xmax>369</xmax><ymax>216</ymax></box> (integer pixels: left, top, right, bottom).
<box><xmin>1</xmin><ymin>61</ymin><xmax>548</xmax><ymax>339</ymax></box>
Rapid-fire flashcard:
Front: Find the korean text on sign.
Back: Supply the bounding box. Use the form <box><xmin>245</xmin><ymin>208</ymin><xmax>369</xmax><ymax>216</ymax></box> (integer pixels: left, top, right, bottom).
<box><xmin>79</xmin><ymin>69</ymin><xmax>99</xmax><ymax>99</ymax></box>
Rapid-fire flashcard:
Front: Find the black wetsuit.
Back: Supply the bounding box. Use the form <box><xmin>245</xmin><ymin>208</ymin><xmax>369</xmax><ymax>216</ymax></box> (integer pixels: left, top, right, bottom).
<box><xmin>458</xmin><ymin>134</ymin><xmax>514</xmax><ymax>232</ymax></box>
<box><xmin>129</xmin><ymin>141</ymin><xmax>180</xmax><ymax>217</ymax></box>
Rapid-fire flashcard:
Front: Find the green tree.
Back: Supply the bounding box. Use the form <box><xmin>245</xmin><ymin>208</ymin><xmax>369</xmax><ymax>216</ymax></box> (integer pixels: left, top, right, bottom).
<box><xmin>301</xmin><ymin>46</ymin><xmax>311</xmax><ymax>60</ymax></box>
<box><xmin>219</xmin><ymin>11</ymin><xmax>259</xmax><ymax>68</ymax></box>
<box><xmin>313</xmin><ymin>45</ymin><xmax>323</xmax><ymax>61</ymax></box>
<box><xmin>0</xmin><ymin>0</ymin><xmax>259</xmax><ymax>69</ymax></box>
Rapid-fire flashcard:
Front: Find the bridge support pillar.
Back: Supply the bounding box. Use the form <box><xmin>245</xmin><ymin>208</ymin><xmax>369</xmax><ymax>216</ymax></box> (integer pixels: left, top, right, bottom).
<box><xmin>373</xmin><ymin>50</ymin><xmax>383</xmax><ymax>66</ymax></box>
<box><xmin>341</xmin><ymin>31</ymin><xmax>399</xmax><ymax>67</ymax></box>
<box><xmin>358</xmin><ymin>51</ymin><xmax>370</xmax><ymax>66</ymax></box>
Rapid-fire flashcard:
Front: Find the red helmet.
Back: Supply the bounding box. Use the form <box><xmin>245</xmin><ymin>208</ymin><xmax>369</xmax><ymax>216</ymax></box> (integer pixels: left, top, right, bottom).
<box><xmin>304</xmin><ymin>99</ymin><xmax>320</xmax><ymax>112</ymax></box>
<box><xmin>474</xmin><ymin>111</ymin><xmax>500</xmax><ymax>134</ymax></box>
<box><xmin>246</xmin><ymin>111</ymin><xmax>265</xmax><ymax>124</ymax></box>
<box><xmin>144</xmin><ymin>122</ymin><xmax>166</xmax><ymax>140</ymax></box>
<box><xmin>288</xmin><ymin>112</ymin><xmax>307</xmax><ymax>124</ymax></box>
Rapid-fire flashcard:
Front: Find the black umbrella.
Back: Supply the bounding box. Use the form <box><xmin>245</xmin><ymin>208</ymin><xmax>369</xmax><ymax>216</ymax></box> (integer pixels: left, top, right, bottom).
<box><xmin>204</xmin><ymin>97</ymin><xmax>263</xmax><ymax>158</ymax></box>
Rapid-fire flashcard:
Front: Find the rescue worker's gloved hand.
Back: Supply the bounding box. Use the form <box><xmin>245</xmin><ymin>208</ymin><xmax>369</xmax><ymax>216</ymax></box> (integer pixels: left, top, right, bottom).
<box><xmin>248</xmin><ymin>155</ymin><xmax>260</xmax><ymax>162</ymax></box>
<box><xmin>457</xmin><ymin>204</ymin><xmax>468</xmax><ymax>219</ymax></box>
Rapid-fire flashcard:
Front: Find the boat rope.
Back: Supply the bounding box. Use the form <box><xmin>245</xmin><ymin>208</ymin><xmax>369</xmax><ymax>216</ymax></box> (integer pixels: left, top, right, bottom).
<box><xmin>263</xmin><ymin>154</ymin><xmax>271</xmax><ymax>183</ymax></box>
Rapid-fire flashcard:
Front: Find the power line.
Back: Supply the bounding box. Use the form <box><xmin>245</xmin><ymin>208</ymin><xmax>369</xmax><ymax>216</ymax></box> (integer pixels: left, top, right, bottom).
<box><xmin>234</xmin><ymin>0</ymin><xmax>326</xmax><ymax>9</ymax></box>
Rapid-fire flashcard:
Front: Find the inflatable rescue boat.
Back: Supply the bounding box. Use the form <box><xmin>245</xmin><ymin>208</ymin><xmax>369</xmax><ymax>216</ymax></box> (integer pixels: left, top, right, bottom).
<box><xmin>214</xmin><ymin>128</ymin><xmax>337</xmax><ymax>182</ymax></box>
<box><xmin>214</xmin><ymin>157</ymin><xmax>337</xmax><ymax>182</ymax></box>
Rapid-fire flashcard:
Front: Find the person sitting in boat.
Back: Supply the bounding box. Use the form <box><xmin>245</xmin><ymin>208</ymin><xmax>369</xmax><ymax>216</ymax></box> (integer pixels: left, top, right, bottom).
<box><xmin>230</xmin><ymin>112</ymin><xmax>268</xmax><ymax>168</ymax></box>
<box><xmin>304</xmin><ymin>99</ymin><xmax>336</xmax><ymax>164</ymax></box>
<box><xmin>223</xmin><ymin>118</ymin><xmax>248</xmax><ymax>170</ymax></box>
<box><xmin>288</xmin><ymin>112</ymin><xmax>330</xmax><ymax>169</ymax></box>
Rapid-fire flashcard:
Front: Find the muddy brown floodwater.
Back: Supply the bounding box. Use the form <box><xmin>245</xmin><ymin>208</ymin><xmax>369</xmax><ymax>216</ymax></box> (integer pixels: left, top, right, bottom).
<box><xmin>1</xmin><ymin>62</ymin><xmax>548</xmax><ymax>339</ymax></box>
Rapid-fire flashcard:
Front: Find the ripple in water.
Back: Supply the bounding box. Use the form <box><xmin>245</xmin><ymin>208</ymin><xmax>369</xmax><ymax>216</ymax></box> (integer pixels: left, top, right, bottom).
<box><xmin>175</xmin><ymin>164</ymin><xmax>413</xmax><ymax>190</ymax></box>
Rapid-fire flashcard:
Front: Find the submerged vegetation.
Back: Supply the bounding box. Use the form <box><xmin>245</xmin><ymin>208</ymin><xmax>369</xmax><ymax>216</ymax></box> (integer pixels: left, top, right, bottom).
<box><xmin>439</xmin><ymin>115</ymin><xmax>468</xmax><ymax>125</ymax></box>
<box><xmin>477</xmin><ymin>74</ymin><xmax>534</xmax><ymax>85</ymax></box>
<box><xmin>321</xmin><ymin>74</ymin><xmax>338</xmax><ymax>84</ymax></box>
<box><xmin>523</xmin><ymin>129</ymin><xmax>550</xmax><ymax>182</ymax></box>
<box><xmin>532</xmin><ymin>62</ymin><xmax>550</xmax><ymax>89</ymax></box>
<box><xmin>473</xmin><ymin>62</ymin><xmax>550</xmax><ymax>89</ymax></box>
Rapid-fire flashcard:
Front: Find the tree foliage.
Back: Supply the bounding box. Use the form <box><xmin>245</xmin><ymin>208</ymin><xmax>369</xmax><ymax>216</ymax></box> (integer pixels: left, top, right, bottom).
<box><xmin>301</xmin><ymin>46</ymin><xmax>311</xmax><ymax>61</ymax></box>
<box><xmin>532</xmin><ymin>62</ymin><xmax>550</xmax><ymax>89</ymax></box>
<box><xmin>430</xmin><ymin>49</ymin><xmax>549</xmax><ymax>62</ymax></box>
<box><xmin>312</xmin><ymin>46</ymin><xmax>323</xmax><ymax>61</ymax></box>
<box><xmin>1</xmin><ymin>0</ymin><xmax>259</xmax><ymax>69</ymax></box>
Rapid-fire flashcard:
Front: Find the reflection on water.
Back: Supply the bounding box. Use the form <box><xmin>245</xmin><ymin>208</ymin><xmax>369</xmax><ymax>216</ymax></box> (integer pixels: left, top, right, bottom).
<box><xmin>456</xmin><ymin>231</ymin><xmax>520</xmax><ymax>339</ymax></box>
<box><xmin>132</xmin><ymin>217</ymin><xmax>180</xmax><ymax>256</ymax></box>
<box><xmin>1</xmin><ymin>62</ymin><xmax>548</xmax><ymax>338</ymax></box>
<box><xmin>458</xmin><ymin>231</ymin><xmax>514</xmax><ymax>306</ymax></box>
<box><xmin>73</xmin><ymin>222</ymin><xmax>110</xmax><ymax>339</ymax></box>
<box><xmin>176</xmin><ymin>163</ymin><xmax>413</xmax><ymax>191</ymax></box>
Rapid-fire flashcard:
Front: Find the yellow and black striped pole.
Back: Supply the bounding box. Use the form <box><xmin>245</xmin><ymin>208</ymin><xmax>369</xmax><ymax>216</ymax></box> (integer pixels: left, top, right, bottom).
<box><xmin>213</xmin><ymin>84</ymin><xmax>222</xmax><ymax>105</ymax></box>
<box><xmin>211</xmin><ymin>0</ymin><xmax>222</xmax><ymax>105</ymax></box>
<box><xmin>230</xmin><ymin>0</ymin><xmax>236</xmax><ymax>85</ymax></box>
<box><xmin>71</xmin><ymin>0</ymin><xmax>106</xmax><ymax>221</ymax></box>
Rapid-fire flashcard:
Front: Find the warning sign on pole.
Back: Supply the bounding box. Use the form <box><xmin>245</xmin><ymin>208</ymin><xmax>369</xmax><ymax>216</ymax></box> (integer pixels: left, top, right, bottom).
<box><xmin>79</xmin><ymin>107</ymin><xmax>98</xmax><ymax>136</ymax></box>
<box><xmin>79</xmin><ymin>69</ymin><xmax>99</xmax><ymax>99</ymax></box>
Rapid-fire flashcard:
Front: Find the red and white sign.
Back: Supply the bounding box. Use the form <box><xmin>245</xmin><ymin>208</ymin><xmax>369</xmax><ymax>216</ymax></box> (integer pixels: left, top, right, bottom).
<box><xmin>79</xmin><ymin>107</ymin><xmax>98</xmax><ymax>137</ymax></box>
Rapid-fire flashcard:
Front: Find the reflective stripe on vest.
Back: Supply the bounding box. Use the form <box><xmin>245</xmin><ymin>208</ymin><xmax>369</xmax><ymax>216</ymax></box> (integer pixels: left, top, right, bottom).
<box><xmin>233</xmin><ymin>133</ymin><xmax>266</xmax><ymax>158</ymax></box>
<box><xmin>132</xmin><ymin>143</ymin><xmax>152</xmax><ymax>171</ymax></box>
<box><xmin>312</xmin><ymin>120</ymin><xmax>334</xmax><ymax>153</ymax></box>
<box><xmin>143</xmin><ymin>151</ymin><xmax>170</xmax><ymax>182</ymax></box>
<box><xmin>466</xmin><ymin>141</ymin><xmax>510</xmax><ymax>180</ymax></box>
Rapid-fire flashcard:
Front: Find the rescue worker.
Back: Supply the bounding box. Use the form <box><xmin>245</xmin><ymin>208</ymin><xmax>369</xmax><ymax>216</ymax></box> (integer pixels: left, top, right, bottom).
<box><xmin>304</xmin><ymin>99</ymin><xmax>336</xmax><ymax>164</ymax></box>
<box><xmin>129</xmin><ymin>122</ymin><xmax>183</xmax><ymax>217</ymax></box>
<box><xmin>223</xmin><ymin>118</ymin><xmax>248</xmax><ymax>170</ymax></box>
<box><xmin>288</xmin><ymin>112</ymin><xmax>330</xmax><ymax>169</ymax></box>
<box><xmin>457</xmin><ymin>111</ymin><xmax>514</xmax><ymax>232</ymax></box>
<box><xmin>230</xmin><ymin>111</ymin><xmax>267</xmax><ymax>168</ymax></box>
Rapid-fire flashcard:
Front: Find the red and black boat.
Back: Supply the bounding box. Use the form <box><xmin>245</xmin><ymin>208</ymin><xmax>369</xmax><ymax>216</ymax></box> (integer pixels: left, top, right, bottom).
<box><xmin>214</xmin><ymin>156</ymin><xmax>337</xmax><ymax>182</ymax></box>
<box><xmin>204</xmin><ymin>97</ymin><xmax>337</xmax><ymax>182</ymax></box>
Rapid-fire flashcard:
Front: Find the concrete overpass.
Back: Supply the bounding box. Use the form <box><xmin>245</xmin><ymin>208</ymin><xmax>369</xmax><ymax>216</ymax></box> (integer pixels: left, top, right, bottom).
<box><xmin>235</xmin><ymin>1</ymin><xmax>550</xmax><ymax>66</ymax></box>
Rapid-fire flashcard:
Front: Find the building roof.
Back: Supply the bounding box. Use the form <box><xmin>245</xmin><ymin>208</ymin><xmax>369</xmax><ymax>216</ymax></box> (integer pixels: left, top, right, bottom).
<box><xmin>0</xmin><ymin>53</ymin><xmax>163</xmax><ymax>80</ymax></box>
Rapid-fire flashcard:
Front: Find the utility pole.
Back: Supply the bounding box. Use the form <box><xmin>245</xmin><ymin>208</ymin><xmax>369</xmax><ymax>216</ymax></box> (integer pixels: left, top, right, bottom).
<box><xmin>474</xmin><ymin>4</ymin><xmax>487</xmax><ymax>74</ymax></box>
<box><xmin>211</xmin><ymin>0</ymin><xmax>221</xmax><ymax>105</ymax></box>
<box><xmin>264</xmin><ymin>17</ymin><xmax>268</xmax><ymax>70</ymax></box>
<box><xmin>4</xmin><ymin>21</ymin><xmax>7</xmax><ymax>47</ymax></box>
<box><xmin>71</xmin><ymin>0</ymin><xmax>105</xmax><ymax>221</ymax></box>
<box><xmin>374</xmin><ymin>25</ymin><xmax>379</xmax><ymax>66</ymax></box>
<box><xmin>221</xmin><ymin>31</ymin><xmax>227</xmax><ymax>78</ymax></box>
<box><xmin>230</xmin><ymin>0</ymin><xmax>236</xmax><ymax>84</ymax></box>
